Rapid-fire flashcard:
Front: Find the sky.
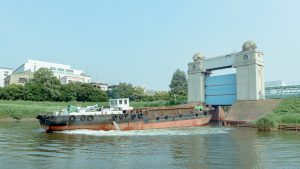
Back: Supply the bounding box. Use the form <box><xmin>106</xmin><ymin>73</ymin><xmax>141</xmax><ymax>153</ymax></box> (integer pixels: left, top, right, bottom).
<box><xmin>0</xmin><ymin>0</ymin><xmax>299</xmax><ymax>90</ymax></box>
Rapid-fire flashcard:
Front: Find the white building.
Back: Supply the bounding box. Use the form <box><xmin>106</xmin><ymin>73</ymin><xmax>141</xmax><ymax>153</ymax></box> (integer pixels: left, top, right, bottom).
<box><xmin>265</xmin><ymin>80</ymin><xmax>286</xmax><ymax>87</ymax></box>
<box><xmin>0</xmin><ymin>67</ymin><xmax>13</xmax><ymax>87</ymax></box>
<box><xmin>13</xmin><ymin>59</ymin><xmax>91</xmax><ymax>84</ymax></box>
<box><xmin>90</xmin><ymin>82</ymin><xmax>109</xmax><ymax>91</ymax></box>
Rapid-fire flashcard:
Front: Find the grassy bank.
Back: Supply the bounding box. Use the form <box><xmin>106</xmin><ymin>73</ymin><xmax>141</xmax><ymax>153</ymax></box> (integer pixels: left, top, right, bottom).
<box><xmin>0</xmin><ymin>100</ymin><xmax>182</xmax><ymax>120</ymax></box>
<box><xmin>256</xmin><ymin>97</ymin><xmax>300</xmax><ymax>130</ymax></box>
<box><xmin>0</xmin><ymin>100</ymin><xmax>100</xmax><ymax>120</ymax></box>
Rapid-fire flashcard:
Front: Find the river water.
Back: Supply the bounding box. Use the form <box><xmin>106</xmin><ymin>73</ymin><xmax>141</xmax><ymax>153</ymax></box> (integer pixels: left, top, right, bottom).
<box><xmin>0</xmin><ymin>122</ymin><xmax>300</xmax><ymax>169</ymax></box>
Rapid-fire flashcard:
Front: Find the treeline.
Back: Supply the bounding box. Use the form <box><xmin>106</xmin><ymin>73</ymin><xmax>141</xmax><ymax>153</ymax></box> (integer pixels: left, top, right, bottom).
<box><xmin>107</xmin><ymin>83</ymin><xmax>171</xmax><ymax>102</ymax></box>
<box><xmin>0</xmin><ymin>68</ymin><xmax>188</xmax><ymax>103</ymax></box>
<box><xmin>107</xmin><ymin>69</ymin><xmax>188</xmax><ymax>103</ymax></box>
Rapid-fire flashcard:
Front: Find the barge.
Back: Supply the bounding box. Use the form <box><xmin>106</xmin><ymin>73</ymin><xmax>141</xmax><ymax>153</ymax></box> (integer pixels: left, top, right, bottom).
<box><xmin>36</xmin><ymin>98</ymin><xmax>212</xmax><ymax>132</ymax></box>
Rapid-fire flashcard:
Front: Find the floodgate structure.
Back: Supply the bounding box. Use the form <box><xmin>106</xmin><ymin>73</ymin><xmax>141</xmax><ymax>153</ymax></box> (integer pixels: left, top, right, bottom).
<box><xmin>37</xmin><ymin>41</ymin><xmax>277</xmax><ymax>131</ymax></box>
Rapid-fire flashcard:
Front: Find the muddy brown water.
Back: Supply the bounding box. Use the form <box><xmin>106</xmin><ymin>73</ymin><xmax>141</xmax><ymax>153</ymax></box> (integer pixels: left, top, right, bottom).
<box><xmin>0</xmin><ymin>121</ymin><xmax>300</xmax><ymax>169</ymax></box>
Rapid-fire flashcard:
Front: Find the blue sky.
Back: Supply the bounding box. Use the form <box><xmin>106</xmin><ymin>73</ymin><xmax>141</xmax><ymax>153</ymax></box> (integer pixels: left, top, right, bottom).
<box><xmin>0</xmin><ymin>0</ymin><xmax>299</xmax><ymax>90</ymax></box>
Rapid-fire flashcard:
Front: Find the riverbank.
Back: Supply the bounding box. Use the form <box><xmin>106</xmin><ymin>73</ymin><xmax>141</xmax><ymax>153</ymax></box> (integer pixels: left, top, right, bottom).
<box><xmin>2</xmin><ymin>98</ymin><xmax>299</xmax><ymax>130</ymax></box>
<box><xmin>256</xmin><ymin>97</ymin><xmax>300</xmax><ymax>130</ymax></box>
<box><xmin>0</xmin><ymin>100</ymin><xmax>100</xmax><ymax>120</ymax></box>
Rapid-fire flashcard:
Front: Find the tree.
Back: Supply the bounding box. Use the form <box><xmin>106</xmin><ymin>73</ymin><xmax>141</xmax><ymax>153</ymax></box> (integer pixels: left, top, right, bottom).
<box><xmin>0</xmin><ymin>84</ymin><xmax>25</xmax><ymax>100</ymax></box>
<box><xmin>24</xmin><ymin>82</ymin><xmax>43</xmax><ymax>101</ymax></box>
<box><xmin>60</xmin><ymin>82</ymin><xmax>78</xmax><ymax>102</ymax></box>
<box><xmin>107</xmin><ymin>83</ymin><xmax>134</xmax><ymax>100</ymax></box>
<box><xmin>169</xmin><ymin>69</ymin><xmax>188</xmax><ymax>97</ymax></box>
<box><xmin>153</xmin><ymin>91</ymin><xmax>171</xmax><ymax>101</ymax></box>
<box><xmin>26</xmin><ymin>68</ymin><xmax>61</xmax><ymax>101</ymax></box>
<box><xmin>88</xmin><ymin>87</ymin><xmax>108</xmax><ymax>102</ymax></box>
<box><xmin>107</xmin><ymin>83</ymin><xmax>146</xmax><ymax>101</ymax></box>
<box><xmin>76</xmin><ymin>83</ymin><xmax>108</xmax><ymax>102</ymax></box>
<box><xmin>131</xmin><ymin>86</ymin><xmax>145</xmax><ymax>101</ymax></box>
<box><xmin>115</xmin><ymin>83</ymin><xmax>135</xmax><ymax>99</ymax></box>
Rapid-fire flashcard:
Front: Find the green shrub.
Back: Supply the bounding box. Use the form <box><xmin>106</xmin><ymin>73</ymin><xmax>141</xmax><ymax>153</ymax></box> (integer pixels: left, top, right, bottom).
<box><xmin>256</xmin><ymin>116</ymin><xmax>278</xmax><ymax>131</ymax></box>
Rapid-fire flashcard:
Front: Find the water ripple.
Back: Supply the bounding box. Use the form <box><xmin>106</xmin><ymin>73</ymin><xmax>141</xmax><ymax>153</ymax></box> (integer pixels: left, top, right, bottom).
<box><xmin>57</xmin><ymin>126</ymin><xmax>230</xmax><ymax>137</ymax></box>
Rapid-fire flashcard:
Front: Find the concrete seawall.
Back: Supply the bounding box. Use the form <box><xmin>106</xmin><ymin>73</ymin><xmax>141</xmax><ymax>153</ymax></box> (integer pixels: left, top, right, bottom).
<box><xmin>225</xmin><ymin>99</ymin><xmax>281</xmax><ymax>122</ymax></box>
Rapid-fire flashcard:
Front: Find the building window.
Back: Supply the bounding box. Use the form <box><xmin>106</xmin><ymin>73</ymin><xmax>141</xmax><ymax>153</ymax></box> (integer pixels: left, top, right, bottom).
<box><xmin>124</xmin><ymin>100</ymin><xmax>128</xmax><ymax>105</ymax></box>
<box><xmin>119</xmin><ymin>100</ymin><xmax>123</xmax><ymax>105</ymax></box>
<box><xmin>5</xmin><ymin>79</ymin><xmax>10</xmax><ymax>85</ymax></box>
<box><xmin>57</xmin><ymin>68</ymin><xmax>64</xmax><ymax>72</ymax></box>
<box><xmin>19</xmin><ymin>78</ymin><xmax>28</xmax><ymax>83</ymax></box>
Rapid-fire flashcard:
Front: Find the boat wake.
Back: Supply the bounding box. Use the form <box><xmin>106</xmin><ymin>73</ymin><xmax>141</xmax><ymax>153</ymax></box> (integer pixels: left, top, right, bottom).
<box><xmin>56</xmin><ymin>127</ymin><xmax>231</xmax><ymax>137</ymax></box>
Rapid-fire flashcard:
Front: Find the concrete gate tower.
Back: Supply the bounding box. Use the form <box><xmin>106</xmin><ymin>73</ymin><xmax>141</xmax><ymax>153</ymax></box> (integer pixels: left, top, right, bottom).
<box><xmin>188</xmin><ymin>41</ymin><xmax>265</xmax><ymax>105</ymax></box>
<box><xmin>187</xmin><ymin>53</ymin><xmax>206</xmax><ymax>103</ymax></box>
<box><xmin>235</xmin><ymin>41</ymin><xmax>265</xmax><ymax>100</ymax></box>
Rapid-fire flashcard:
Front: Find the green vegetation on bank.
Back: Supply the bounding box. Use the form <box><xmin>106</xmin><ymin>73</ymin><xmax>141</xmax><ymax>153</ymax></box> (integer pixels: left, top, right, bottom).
<box><xmin>0</xmin><ymin>68</ymin><xmax>188</xmax><ymax>103</ymax></box>
<box><xmin>0</xmin><ymin>100</ymin><xmax>98</xmax><ymax>120</ymax></box>
<box><xmin>256</xmin><ymin>97</ymin><xmax>300</xmax><ymax>130</ymax></box>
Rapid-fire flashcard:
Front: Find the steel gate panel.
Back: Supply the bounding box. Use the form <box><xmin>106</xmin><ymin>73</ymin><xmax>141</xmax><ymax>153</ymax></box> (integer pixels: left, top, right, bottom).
<box><xmin>205</xmin><ymin>74</ymin><xmax>237</xmax><ymax>105</ymax></box>
<box><xmin>205</xmin><ymin>95</ymin><xmax>237</xmax><ymax>105</ymax></box>
<box><xmin>206</xmin><ymin>84</ymin><xmax>237</xmax><ymax>95</ymax></box>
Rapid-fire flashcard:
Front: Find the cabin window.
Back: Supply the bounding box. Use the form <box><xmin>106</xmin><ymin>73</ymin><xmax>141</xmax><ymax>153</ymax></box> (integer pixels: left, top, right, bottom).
<box><xmin>119</xmin><ymin>100</ymin><xmax>123</xmax><ymax>105</ymax></box>
<box><xmin>124</xmin><ymin>100</ymin><xmax>128</xmax><ymax>105</ymax></box>
<box><xmin>111</xmin><ymin>100</ymin><xmax>117</xmax><ymax>107</ymax></box>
